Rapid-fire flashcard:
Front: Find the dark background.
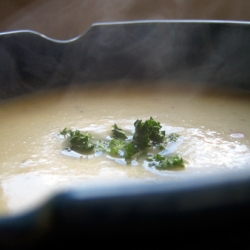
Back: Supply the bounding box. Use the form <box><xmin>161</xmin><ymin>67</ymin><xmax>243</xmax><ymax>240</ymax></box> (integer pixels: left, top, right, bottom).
<box><xmin>0</xmin><ymin>0</ymin><xmax>250</xmax><ymax>40</ymax></box>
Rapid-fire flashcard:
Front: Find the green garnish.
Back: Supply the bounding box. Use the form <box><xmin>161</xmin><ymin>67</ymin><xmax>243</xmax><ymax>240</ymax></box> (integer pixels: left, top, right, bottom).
<box><xmin>112</xmin><ymin>124</ymin><xmax>128</xmax><ymax>140</ymax></box>
<box><xmin>157</xmin><ymin>133</ymin><xmax>180</xmax><ymax>150</ymax></box>
<box><xmin>166</xmin><ymin>133</ymin><xmax>180</xmax><ymax>143</ymax></box>
<box><xmin>60</xmin><ymin>117</ymin><xmax>185</xmax><ymax>170</ymax></box>
<box><xmin>124</xmin><ymin>142</ymin><xmax>139</xmax><ymax>163</ymax></box>
<box><xmin>109</xmin><ymin>139</ymin><xmax>128</xmax><ymax>156</ymax></box>
<box><xmin>147</xmin><ymin>153</ymin><xmax>185</xmax><ymax>169</ymax></box>
<box><xmin>133</xmin><ymin>117</ymin><xmax>165</xmax><ymax>149</ymax></box>
<box><xmin>60</xmin><ymin>128</ymin><xmax>94</xmax><ymax>152</ymax></box>
<box><xmin>95</xmin><ymin>140</ymin><xmax>110</xmax><ymax>153</ymax></box>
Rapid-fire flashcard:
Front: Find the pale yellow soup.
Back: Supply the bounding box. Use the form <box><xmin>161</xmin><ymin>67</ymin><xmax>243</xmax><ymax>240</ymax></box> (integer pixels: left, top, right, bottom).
<box><xmin>0</xmin><ymin>80</ymin><xmax>250</xmax><ymax>215</ymax></box>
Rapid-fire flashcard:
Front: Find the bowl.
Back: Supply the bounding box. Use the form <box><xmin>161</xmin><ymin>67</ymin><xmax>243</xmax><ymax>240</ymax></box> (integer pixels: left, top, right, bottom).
<box><xmin>0</xmin><ymin>20</ymin><xmax>250</xmax><ymax>248</ymax></box>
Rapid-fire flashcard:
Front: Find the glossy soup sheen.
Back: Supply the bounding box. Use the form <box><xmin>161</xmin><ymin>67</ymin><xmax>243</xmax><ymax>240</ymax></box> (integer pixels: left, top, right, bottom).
<box><xmin>0</xmin><ymin>80</ymin><xmax>250</xmax><ymax>214</ymax></box>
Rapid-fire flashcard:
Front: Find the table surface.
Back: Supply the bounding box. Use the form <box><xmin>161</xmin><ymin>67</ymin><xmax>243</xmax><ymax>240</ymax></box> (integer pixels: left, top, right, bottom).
<box><xmin>0</xmin><ymin>0</ymin><xmax>250</xmax><ymax>40</ymax></box>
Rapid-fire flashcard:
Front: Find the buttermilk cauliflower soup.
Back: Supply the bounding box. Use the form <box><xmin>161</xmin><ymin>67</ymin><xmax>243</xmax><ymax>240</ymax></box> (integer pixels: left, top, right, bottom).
<box><xmin>0</xmin><ymin>80</ymin><xmax>250</xmax><ymax>214</ymax></box>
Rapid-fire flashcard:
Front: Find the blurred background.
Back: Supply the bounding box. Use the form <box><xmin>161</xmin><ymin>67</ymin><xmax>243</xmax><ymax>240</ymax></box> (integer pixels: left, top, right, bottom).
<box><xmin>0</xmin><ymin>0</ymin><xmax>250</xmax><ymax>40</ymax></box>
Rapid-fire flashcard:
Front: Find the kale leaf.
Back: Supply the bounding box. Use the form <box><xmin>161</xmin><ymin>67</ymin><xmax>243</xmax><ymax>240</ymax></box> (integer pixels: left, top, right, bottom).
<box><xmin>60</xmin><ymin>128</ymin><xmax>94</xmax><ymax>152</ymax></box>
<box><xmin>111</xmin><ymin>124</ymin><xmax>128</xmax><ymax>139</ymax></box>
<box><xmin>60</xmin><ymin>117</ymin><xmax>185</xmax><ymax>170</ymax></box>
<box><xmin>147</xmin><ymin>153</ymin><xmax>185</xmax><ymax>169</ymax></box>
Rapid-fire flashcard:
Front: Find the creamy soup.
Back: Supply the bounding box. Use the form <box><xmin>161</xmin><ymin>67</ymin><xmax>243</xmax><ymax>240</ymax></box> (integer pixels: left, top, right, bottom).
<box><xmin>0</xmin><ymin>80</ymin><xmax>250</xmax><ymax>214</ymax></box>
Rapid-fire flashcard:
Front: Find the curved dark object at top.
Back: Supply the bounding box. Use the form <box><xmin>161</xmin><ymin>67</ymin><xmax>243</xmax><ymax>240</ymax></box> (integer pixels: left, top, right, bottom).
<box><xmin>0</xmin><ymin>20</ymin><xmax>250</xmax><ymax>248</ymax></box>
<box><xmin>1</xmin><ymin>20</ymin><xmax>250</xmax><ymax>99</ymax></box>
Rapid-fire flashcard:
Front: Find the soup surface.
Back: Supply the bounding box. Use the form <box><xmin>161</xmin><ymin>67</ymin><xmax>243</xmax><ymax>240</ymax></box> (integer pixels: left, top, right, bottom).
<box><xmin>0</xmin><ymin>80</ymin><xmax>250</xmax><ymax>214</ymax></box>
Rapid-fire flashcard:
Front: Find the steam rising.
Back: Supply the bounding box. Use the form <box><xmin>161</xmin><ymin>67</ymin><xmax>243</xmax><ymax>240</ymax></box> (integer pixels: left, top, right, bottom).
<box><xmin>0</xmin><ymin>0</ymin><xmax>250</xmax><ymax>40</ymax></box>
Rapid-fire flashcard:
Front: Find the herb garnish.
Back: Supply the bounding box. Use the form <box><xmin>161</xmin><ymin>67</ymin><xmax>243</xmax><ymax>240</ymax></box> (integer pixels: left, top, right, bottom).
<box><xmin>60</xmin><ymin>117</ymin><xmax>185</xmax><ymax>170</ymax></box>
<box><xmin>147</xmin><ymin>154</ymin><xmax>185</xmax><ymax>169</ymax></box>
<box><xmin>60</xmin><ymin>128</ymin><xmax>94</xmax><ymax>152</ymax></box>
<box><xmin>112</xmin><ymin>124</ymin><xmax>128</xmax><ymax>140</ymax></box>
